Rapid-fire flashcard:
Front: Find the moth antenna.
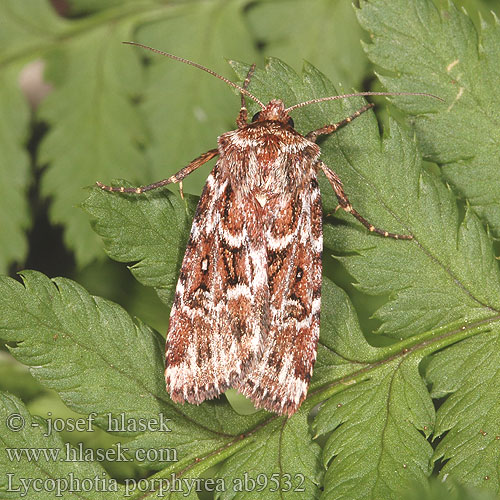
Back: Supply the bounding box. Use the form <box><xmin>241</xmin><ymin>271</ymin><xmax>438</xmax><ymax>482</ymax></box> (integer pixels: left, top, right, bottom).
<box><xmin>123</xmin><ymin>41</ymin><xmax>265</xmax><ymax>109</ymax></box>
<box><xmin>286</xmin><ymin>91</ymin><xmax>444</xmax><ymax>112</ymax></box>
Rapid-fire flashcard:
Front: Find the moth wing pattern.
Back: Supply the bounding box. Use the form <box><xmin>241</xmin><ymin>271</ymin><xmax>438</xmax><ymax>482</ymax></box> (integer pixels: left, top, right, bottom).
<box><xmin>165</xmin><ymin>161</ymin><xmax>269</xmax><ymax>404</ymax></box>
<box><xmin>234</xmin><ymin>174</ymin><xmax>323</xmax><ymax>416</ymax></box>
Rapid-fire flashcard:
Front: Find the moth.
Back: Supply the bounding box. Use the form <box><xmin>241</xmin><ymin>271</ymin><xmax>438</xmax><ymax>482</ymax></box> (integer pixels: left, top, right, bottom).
<box><xmin>98</xmin><ymin>43</ymin><xmax>439</xmax><ymax>416</ymax></box>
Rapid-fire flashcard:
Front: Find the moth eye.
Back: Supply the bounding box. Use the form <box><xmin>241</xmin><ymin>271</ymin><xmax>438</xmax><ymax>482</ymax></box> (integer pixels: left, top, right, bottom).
<box><xmin>287</xmin><ymin>117</ymin><xmax>295</xmax><ymax>128</ymax></box>
<box><xmin>251</xmin><ymin>112</ymin><xmax>261</xmax><ymax>122</ymax></box>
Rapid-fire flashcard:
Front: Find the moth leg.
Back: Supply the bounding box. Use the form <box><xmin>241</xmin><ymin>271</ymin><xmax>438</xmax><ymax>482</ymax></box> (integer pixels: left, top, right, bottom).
<box><xmin>96</xmin><ymin>148</ymin><xmax>219</xmax><ymax>193</ymax></box>
<box><xmin>319</xmin><ymin>162</ymin><xmax>412</xmax><ymax>240</ymax></box>
<box><xmin>237</xmin><ymin>63</ymin><xmax>257</xmax><ymax>128</ymax></box>
<box><xmin>306</xmin><ymin>103</ymin><xmax>374</xmax><ymax>142</ymax></box>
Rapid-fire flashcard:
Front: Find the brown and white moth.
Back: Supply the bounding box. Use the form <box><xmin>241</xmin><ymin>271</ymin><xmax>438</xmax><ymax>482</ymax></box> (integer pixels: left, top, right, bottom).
<box><xmin>98</xmin><ymin>43</ymin><xmax>439</xmax><ymax>416</ymax></box>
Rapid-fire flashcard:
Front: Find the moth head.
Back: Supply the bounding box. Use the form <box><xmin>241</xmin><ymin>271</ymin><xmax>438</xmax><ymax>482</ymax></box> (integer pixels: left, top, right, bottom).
<box><xmin>251</xmin><ymin>100</ymin><xmax>294</xmax><ymax>128</ymax></box>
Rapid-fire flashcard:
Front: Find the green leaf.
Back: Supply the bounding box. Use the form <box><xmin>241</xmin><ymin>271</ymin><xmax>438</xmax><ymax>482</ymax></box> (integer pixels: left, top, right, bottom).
<box><xmin>357</xmin><ymin>0</ymin><xmax>500</xmax><ymax>238</ymax></box>
<box><xmin>66</xmin><ymin>0</ymin><xmax>137</xmax><ymax>15</ymax></box>
<box><xmin>0</xmin><ymin>0</ymin><xmax>66</xmax><ymax>58</ymax></box>
<box><xmin>0</xmin><ymin>0</ymin><xmax>63</xmax><ymax>272</ymax></box>
<box><xmin>0</xmin><ymin>271</ymin><xmax>167</xmax><ymax>424</ymax></box>
<box><xmin>216</xmin><ymin>411</ymin><xmax>322</xmax><ymax>500</ymax></box>
<box><xmin>246</xmin><ymin>0</ymin><xmax>368</xmax><ymax>88</ymax></box>
<box><xmin>312</xmin><ymin>281</ymin><xmax>435</xmax><ymax>500</ymax></box>
<box><xmin>82</xmin><ymin>184</ymin><xmax>197</xmax><ymax>305</ymax></box>
<box><xmin>314</xmin><ymin>357</ymin><xmax>434</xmax><ymax>500</ymax></box>
<box><xmin>0</xmin><ymin>1</ymin><xmax>72</xmax><ymax>273</ymax></box>
<box><xmin>311</xmin><ymin>278</ymin><xmax>378</xmax><ymax>391</ymax></box>
<box><xmin>399</xmin><ymin>476</ymin><xmax>498</xmax><ymax>500</ymax></box>
<box><xmin>427</xmin><ymin>330</ymin><xmax>500</xmax><ymax>490</ymax></box>
<box><xmin>0</xmin><ymin>354</ymin><xmax>46</xmax><ymax>403</ymax></box>
<box><xmin>18</xmin><ymin>0</ymin><xmax>262</xmax><ymax>268</ymax></box>
<box><xmin>434</xmin><ymin>0</ymin><xmax>500</xmax><ymax>28</ymax></box>
<box><xmin>0</xmin><ymin>391</ymin><xmax>123</xmax><ymax>499</ymax></box>
<box><xmin>326</xmin><ymin>118</ymin><xmax>500</xmax><ymax>338</ymax></box>
<box><xmin>38</xmin><ymin>23</ymin><xmax>147</xmax><ymax>266</ymax></box>
<box><xmin>0</xmin><ymin>69</ymin><xmax>31</xmax><ymax>273</ymax></box>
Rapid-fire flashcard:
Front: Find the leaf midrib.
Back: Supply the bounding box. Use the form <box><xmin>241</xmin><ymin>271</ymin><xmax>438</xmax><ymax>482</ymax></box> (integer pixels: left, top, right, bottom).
<box><xmin>307</xmin><ymin>312</ymin><xmax>500</xmax><ymax>410</ymax></box>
